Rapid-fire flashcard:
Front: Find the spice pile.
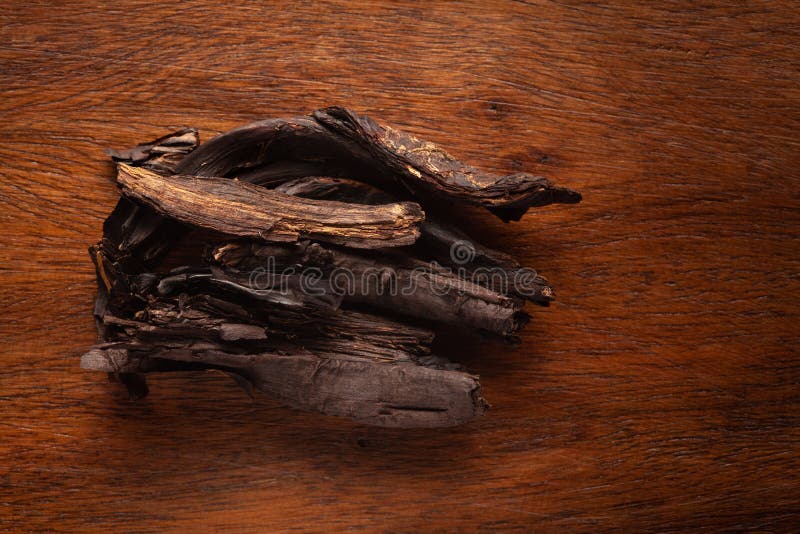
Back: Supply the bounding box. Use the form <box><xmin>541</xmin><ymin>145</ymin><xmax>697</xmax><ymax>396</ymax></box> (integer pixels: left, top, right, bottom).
<box><xmin>81</xmin><ymin>107</ymin><xmax>581</xmax><ymax>428</ymax></box>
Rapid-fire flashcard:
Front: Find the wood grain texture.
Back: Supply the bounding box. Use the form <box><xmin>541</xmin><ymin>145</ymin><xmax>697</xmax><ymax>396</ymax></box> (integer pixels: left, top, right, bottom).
<box><xmin>1</xmin><ymin>1</ymin><xmax>799</xmax><ymax>531</ymax></box>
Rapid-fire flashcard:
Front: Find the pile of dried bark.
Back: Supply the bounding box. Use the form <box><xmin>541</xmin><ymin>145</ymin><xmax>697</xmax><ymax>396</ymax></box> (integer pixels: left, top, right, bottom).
<box><xmin>81</xmin><ymin>107</ymin><xmax>581</xmax><ymax>428</ymax></box>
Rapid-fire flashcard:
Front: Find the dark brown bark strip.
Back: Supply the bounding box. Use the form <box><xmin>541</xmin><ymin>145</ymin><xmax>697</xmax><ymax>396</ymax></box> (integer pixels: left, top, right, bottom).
<box><xmin>273</xmin><ymin>176</ymin><xmax>555</xmax><ymax>304</ymax></box>
<box><xmin>114</xmin><ymin>164</ymin><xmax>424</xmax><ymax>249</ymax></box>
<box><xmin>212</xmin><ymin>241</ymin><xmax>529</xmax><ymax>337</ymax></box>
<box><xmin>81</xmin><ymin>346</ymin><xmax>487</xmax><ymax>428</ymax></box>
<box><xmin>174</xmin><ymin>116</ymin><xmax>378</xmax><ymax>179</ymax></box>
<box><xmin>100</xmin><ymin>292</ymin><xmax>436</xmax><ymax>366</ymax></box>
<box><xmin>313</xmin><ymin>106</ymin><xmax>582</xmax><ymax>221</ymax></box>
<box><xmin>90</xmin><ymin>256</ymin><xmax>441</xmax><ymax>365</ymax></box>
<box><xmin>417</xmin><ymin>219</ymin><xmax>555</xmax><ymax>304</ymax></box>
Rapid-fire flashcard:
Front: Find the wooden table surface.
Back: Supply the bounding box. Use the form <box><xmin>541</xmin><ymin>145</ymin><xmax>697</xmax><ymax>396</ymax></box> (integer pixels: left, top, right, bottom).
<box><xmin>2</xmin><ymin>1</ymin><xmax>799</xmax><ymax>531</ymax></box>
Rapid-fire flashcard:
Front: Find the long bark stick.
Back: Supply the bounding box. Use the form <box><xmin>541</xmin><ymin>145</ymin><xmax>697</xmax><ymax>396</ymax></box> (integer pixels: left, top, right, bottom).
<box><xmin>115</xmin><ymin>163</ymin><xmax>424</xmax><ymax>249</ymax></box>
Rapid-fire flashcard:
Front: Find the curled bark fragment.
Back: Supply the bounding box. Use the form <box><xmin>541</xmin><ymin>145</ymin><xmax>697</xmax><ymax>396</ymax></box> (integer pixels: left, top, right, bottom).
<box><xmin>313</xmin><ymin>106</ymin><xmax>581</xmax><ymax>220</ymax></box>
<box><xmin>106</xmin><ymin>127</ymin><xmax>200</xmax><ymax>174</ymax></box>
<box><xmin>115</xmin><ymin>164</ymin><xmax>424</xmax><ymax>249</ymax></box>
<box><xmin>175</xmin><ymin>116</ymin><xmax>378</xmax><ymax>179</ymax></box>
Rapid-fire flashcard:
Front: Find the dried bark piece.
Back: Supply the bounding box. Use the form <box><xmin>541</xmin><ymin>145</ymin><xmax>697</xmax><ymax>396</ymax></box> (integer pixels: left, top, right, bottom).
<box><xmin>92</xmin><ymin>260</ymin><xmax>441</xmax><ymax>364</ymax></box>
<box><xmin>213</xmin><ymin>240</ymin><xmax>529</xmax><ymax>337</ymax></box>
<box><xmin>100</xmin><ymin>292</ymin><xmax>437</xmax><ymax>366</ymax></box>
<box><xmin>153</xmin><ymin>266</ymin><xmax>344</xmax><ymax>312</ymax></box>
<box><xmin>81</xmin><ymin>346</ymin><xmax>487</xmax><ymax>428</ymax></box>
<box><xmin>106</xmin><ymin>128</ymin><xmax>200</xmax><ymax>175</ymax></box>
<box><xmin>114</xmin><ymin>164</ymin><xmax>424</xmax><ymax>249</ymax></box>
<box><xmin>274</xmin><ymin>176</ymin><xmax>393</xmax><ymax>204</ymax></box>
<box><xmin>175</xmin><ymin>116</ymin><xmax>378</xmax><ymax>179</ymax></box>
<box><xmin>417</xmin><ymin>218</ymin><xmax>555</xmax><ymax>304</ymax></box>
<box><xmin>84</xmin><ymin>111</ymin><xmax>580</xmax><ymax>428</ymax></box>
<box><xmin>104</xmin><ymin>305</ymin><xmax>267</xmax><ymax>344</ymax></box>
<box><xmin>86</xmin><ymin>283</ymin><xmax>474</xmax><ymax>428</ymax></box>
<box><xmin>99</xmin><ymin>121</ymin><xmax>349</xmax><ymax>272</ymax></box>
<box><xmin>274</xmin><ymin>176</ymin><xmax>555</xmax><ymax>304</ymax></box>
<box><xmin>313</xmin><ymin>106</ymin><xmax>582</xmax><ymax>221</ymax></box>
<box><xmin>101</xmin><ymin>108</ymin><xmax>580</xmax><ymax>270</ymax></box>
<box><xmin>110</xmin><ymin>117</ymin><xmax>386</xmax><ymax>267</ymax></box>
<box><xmin>99</xmin><ymin>129</ymin><xmax>201</xmax><ymax>273</ymax></box>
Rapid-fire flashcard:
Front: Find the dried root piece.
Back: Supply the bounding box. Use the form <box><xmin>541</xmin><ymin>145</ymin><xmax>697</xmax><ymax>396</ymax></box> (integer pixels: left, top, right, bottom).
<box><xmin>115</xmin><ymin>164</ymin><xmax>424</xmax><ymax>249</ymax></box>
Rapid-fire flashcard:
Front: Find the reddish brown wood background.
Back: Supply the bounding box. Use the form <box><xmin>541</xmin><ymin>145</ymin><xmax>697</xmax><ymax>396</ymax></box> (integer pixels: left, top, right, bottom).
<box><xmin>2</xmin><ymin>1</ymin><xmax>799</xmax><ymax>531</ymax></box>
